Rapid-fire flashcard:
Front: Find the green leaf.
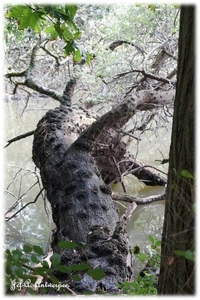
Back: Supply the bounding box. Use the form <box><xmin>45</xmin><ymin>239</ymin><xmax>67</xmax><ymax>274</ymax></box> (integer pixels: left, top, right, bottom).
<box><xmin>64</xmin><ymin>42</ymin><xmax>75</xmax><ymax>56</ymax></box>
<box><xmin>14</xmin><ymin>266</ymin><xmax>25</xmax><ymax>277</ymax></box>
<box><xmin>49</xmin><ymin>274</ymin><xmax>59</xmax><ymax>284</ymax></box>
<box><xmin>12</xmin><ymin>249</ymin><xmax>22</xmax><ymax>263</ymax></box>
<box><xmin>137</xmin><ymin>252</ymin><xmax>147</xmax><ymax>262</ymax></box>
<box><xmin>33</xmin><ymin>245</ymin><xmax>44</xmax><ymax>255</ymax></box>
<box><xmin>44</xmin><ymin>25</ymin><xmax>59</xmax><ymax>39</ymax></box>
<box><xmin>61</xmin><ymin>25</ymin><xmax>73</xmax><ymax>40</ymax></box>
<box><xmin>19</xmin><ymin>257</ymin><xmax>30</xmax><ymax>264</ymax></box>
<box><xmin>50</xmin><ymin>253</ymin><xmax>61</xmax><ymax>266</ymax></box>
<box><xmin>148</xmin><ymin>5</ymin><xmax>156</xmax><ymax>11</ymax></box>
<box><xmin>31</xmin><ymin>254</ymin><xmax>40</xmax><ymax>264</ymax></box>
<box><xmin>74</xmin><ymin>31</ymin><xmax>82</xmax><ymax>39</ymax></box>
<box><xmin>7</xmin><ymin>5</ymin><xmax>43</xmax><ymax>32</ymax></box>
<box><xmin>148</xmin><ymin>235</ymin><xmax>155</xmax><ymax>244</ymax></box>
<box><xmin>70</xmin><ymin>262</ymin><xmax>90</xmax><ymax>271</ymax></box>
<box><xmin>184</xmin><ymin>250</ymin><xmax>195</xmax><ymax>262</ymax></box>
<box><xmin>57</xmin><ymin>265</ymin><xmax>70</xmax><ymax>273</ymax></box>
<box><xmin>34</xmin><ymin>266</ymin><xmax>48</xmax><ymax>277</ymax></box>
<box><xmin>57</xmin><ymin>240</ymin><xmax>78</xmax><ymax>249</ymax></box>
<box><xmin>174</xmin><ymin>250</ymin><xmax>195</xmax><ymax>262</ymax></box>
<box><xmin>155</xmin><ymin>240</ymin><xmax>162</xmax><ymax>247</ymax></box>
<box><xmin>181</xmin><ymin>170</ymin><xmax>194</xmax><ymax>179</ymax></box>
<box><xmin>6</xmin><ymin>5</ymin><xmax>31</xmax><ymax>19</ymax></box>
<box><xmin>87</xmin><ymin>268</ymin><xmax>105</xmax><ymax>280</ymax></box>
<box><xmin>73</xmin><ymin>49</ymin><xmax>82</xmax><ymax>62</ymax></box>
<box><xmin>71</xmin><ymin>274</ymin><xmax>81</xmax><ymax>281</ymax></box>
<box><xmin>23</xmin><ymin>244</ymin><xmax>32</xmax><ymax>253</ymax></box>
<box><xmin>42</xmin><ymin>260</ymin><xmax>50</xmax><ymax>269</ymax></box>
<box><xmin>65</xmin><ymin>5</ymin><xmax>78</xmax><ymax>20</ymax></box>
<box><xmin>54</xmin><ymin>22</ymin><xmax>63</xmax><ymax>39</ymax></box>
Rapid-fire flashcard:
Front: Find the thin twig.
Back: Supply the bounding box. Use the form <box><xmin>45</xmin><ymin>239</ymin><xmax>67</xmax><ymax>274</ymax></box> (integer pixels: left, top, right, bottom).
<box><xmin>112</xmin><ymin>156</ymin><xmax>127</xmax><ymax>193</ymax></box>
<box><xmin>5</xmin><ymin>188</ymin><xmax>44</xmax><ymax>222</ymax></box>
<box><xmin>4</xmin><ymin>130</ymin><xmax>35</xmax><ymax>148</ymax></box>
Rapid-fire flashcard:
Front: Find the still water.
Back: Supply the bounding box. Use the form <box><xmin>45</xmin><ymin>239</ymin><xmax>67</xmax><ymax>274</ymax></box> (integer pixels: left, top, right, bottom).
<box><xmin>4</xmin><ymin>97</ymin><xmax>170</xmax><ymax>274</ymax></box>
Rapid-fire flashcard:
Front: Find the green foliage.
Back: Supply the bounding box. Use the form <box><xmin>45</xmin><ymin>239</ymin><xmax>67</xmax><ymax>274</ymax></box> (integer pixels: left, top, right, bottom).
<box><xmin>117</xmin><ymin>274</ymin><xmax>157</xmax><ymax>295</ymax></box>
<box><xmin>174</xmin><ymin>250</ymin><xmax>195</xmax><ymax>262</ymax></box>
<box><xmin>5</xmin><ymin>242</ymin><xmax>105</xmax><ymax>295</ymax></box>
<box><xmin>181</xmin><ymin>170</ymin><xmax>194</xmax><ymax>179</ymax></box>
<box><xmin>5</xmin><ymin>4</ymin><xmax>84</xmax><ymax>61</ymax></box>
<box><xmin>133</xmin><ymin>235</ymin><xmax>161</xmax><ymax>268</ymax></box>
<box><xmin>120</xmin><ymin>235</ymin><xmax>161</xmax><ymax>295</ymax></box>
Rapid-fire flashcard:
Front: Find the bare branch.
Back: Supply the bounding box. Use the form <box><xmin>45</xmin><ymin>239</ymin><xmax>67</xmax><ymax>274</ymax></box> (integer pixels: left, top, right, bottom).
<box><xmin>5</xmin><ymin>39</ymin><xmax>63</xmax><ymax>102</ymax></box>
<box><xmin>109</xmin><ymin>39</ymin><xmax>146</xmax><ymax>54</ymax></box>
<box><xmin>5</xmin><ymin>188</ymin><xmax>45</xmax><ymax>222</ymax></box>
<box><xmin>120</xmin><ymin>201</ymin><xmax>137</xmax><ymax>222</ymax></box>
<box><xmin>4</xmin><ymin>130</ymin><xmax>35</xmax><ymax>148</ymax></box>
<box><xmin>112</xmin><ymin>192</ymin><xmax>165</xmax><ymax>205</ymax></box>
<box><xmin>41</xmin><ymin>42</ymin><xmax>69</xmax><ymax>66</ymax></box>
<box><xmin>115</xmin><ymin>68</ymin><xmax>172</xmax><ymax>84</ymax></box>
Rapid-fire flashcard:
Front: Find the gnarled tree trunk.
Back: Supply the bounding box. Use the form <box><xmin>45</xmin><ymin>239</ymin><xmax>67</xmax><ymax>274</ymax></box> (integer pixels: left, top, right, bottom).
<box><xmin>32</xmin><ymin>104</ymin><xmax>134</xmax><ymax>294</ymax></box>
<box><xmin>32</xmin><ymin>87</ymin><xmax>173</xmax><ymax>294</ymax></box>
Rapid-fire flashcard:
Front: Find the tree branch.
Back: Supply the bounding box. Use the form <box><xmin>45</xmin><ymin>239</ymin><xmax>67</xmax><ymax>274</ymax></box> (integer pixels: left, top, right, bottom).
<box><xmin>5</xmin><ymin>40</ymin><xmax>64</xmax><ymax>102</ymax></box>
<box><xmin>4</xmin><ymin>130</ymin><xmax>35</xmax><ymax>148</ymax></box>
<box><xmin>5</xmin><ymin>188</ymin><xmax>44</xmax><ymax>222</ymax></box>
<box><xmin>112</xmin><ymin>192</ymin><xmax>165</xmax><ymax>205</ymax></box>
<box><xmin>109</xmin><ymin>39</ymin><xmax>146</xmax><ymax>54</ymax></box>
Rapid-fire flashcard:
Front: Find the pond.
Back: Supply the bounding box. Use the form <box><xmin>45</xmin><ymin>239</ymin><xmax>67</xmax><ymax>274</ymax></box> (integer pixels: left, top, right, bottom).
<box><xmin>4</xmin><ymin>97</ymin><xmax>170</xmax><ymax>275</ymax></box>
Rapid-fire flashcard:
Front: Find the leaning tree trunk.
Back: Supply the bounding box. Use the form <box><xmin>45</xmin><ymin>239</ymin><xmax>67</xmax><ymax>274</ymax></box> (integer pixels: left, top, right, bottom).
<box><xmin>32</xmin><ymin>82</ymin><xmax>174</xmax><ymax>294</ymax></box>
<box><xmin>32</xmin><ymin>104</ymin><xmax>135</xmax><ymax>294</ymax></box>
<box><xmin>158</xmin><ymin>6</ymin><xmax>195</xmax><ymax>294</ymax></box>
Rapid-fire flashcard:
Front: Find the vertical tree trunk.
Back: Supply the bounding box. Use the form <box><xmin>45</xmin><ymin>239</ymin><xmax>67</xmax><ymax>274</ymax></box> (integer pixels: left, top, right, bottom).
<box><xmin>158</xmin><ymin>6</ymin><xmax>195</xmax><ymax>294</ymax></box>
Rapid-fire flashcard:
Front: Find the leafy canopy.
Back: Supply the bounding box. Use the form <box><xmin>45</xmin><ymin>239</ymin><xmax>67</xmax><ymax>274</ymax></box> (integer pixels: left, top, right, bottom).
<box><xmin>6</xmin><ymin>4</ymin><xmax>82</xmax><ymax>58</ymax></box>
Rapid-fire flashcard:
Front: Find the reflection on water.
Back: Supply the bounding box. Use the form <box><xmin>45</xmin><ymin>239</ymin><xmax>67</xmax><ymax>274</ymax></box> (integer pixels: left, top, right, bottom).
<box><xmin>4</xmin><ymin>99</ymin><xmax>170</xmax><ymax>275</ymax></box>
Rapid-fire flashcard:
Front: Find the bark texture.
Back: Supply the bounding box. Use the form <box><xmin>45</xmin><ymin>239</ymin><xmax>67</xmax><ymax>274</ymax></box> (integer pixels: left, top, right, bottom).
<box><xmin>158</xmin><ymin>6</ymin><xmax>195</xmax><ymax>294</ymax></box>
<box><xmin>32</xmin><ymin>82</ymin><xmax>174</xmax><ymax>293</ymax></box>
<box><xmin>32</xmin><ymin>105</ymin><xmax>134</xmax><ymax>294</ymax></box>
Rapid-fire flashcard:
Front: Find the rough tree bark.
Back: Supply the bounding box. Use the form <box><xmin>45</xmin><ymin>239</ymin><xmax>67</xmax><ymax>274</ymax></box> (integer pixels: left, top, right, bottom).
<box><xmin>32</xmin><ymin>104</ymin><xmax>134</xmax><ymax>294</ymax></box>
<box><xmin>158</xmin><ymin>6</ymin><xmax>195</xmax><ymax>294</ymax></box>
<box><xmin>32</xmin><ymin>87</ymin><xmax>172</xmax><ymax>293</ymax></box>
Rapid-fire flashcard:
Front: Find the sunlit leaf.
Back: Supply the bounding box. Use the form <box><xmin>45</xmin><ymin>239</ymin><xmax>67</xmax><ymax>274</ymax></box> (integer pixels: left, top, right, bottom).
<box><xmin>73</xmin><ymin>49</ymin><xmax>82</xmax><ymax>62</ymax></box>
<box><xmin>155</xmin><ymin>240</ymin><xmax>161</xmax><ymax>247</ymax></box>
<box><xmin>148</xmin><ymin>5</ymin><xmax>156</xmax><ymax>11</ymax></box>
<box><xmin>44</xmin><ymin>25</ymin><xmax>59</xmax><ymax>38</ymax></box>
<box><xmin>65</xmin><ymin>5</ymin><xmax>78</xmax><ymax>20</ymax></box>
<box><xmin>61</xmin><ymin>25</ymin><xmax>73</xmax><ymax>40</ymax></box>
<box><xmin>148</xmin><ymin>235</ymin><xmax>154</xmax><ymax>244</ymax></box>
<box><xmin>181</xmin><ymin>170</ymin><xmax>194</xmax><ymax>179</ymax></box>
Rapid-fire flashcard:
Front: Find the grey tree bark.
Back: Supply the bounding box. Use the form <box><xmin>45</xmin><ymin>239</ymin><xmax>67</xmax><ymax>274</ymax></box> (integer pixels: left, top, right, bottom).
<box><xmin>158</xmin><ymin>6</ymin><xmax>195</xmax><ymax>294</ymax></box>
